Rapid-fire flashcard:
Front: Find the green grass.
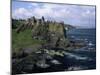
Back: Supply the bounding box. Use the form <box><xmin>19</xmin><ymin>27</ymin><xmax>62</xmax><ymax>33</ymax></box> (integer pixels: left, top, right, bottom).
<box><xmin>12</xmin><ymin>29</ymin><xmax>45</xmax><ymax>53</ymax></box>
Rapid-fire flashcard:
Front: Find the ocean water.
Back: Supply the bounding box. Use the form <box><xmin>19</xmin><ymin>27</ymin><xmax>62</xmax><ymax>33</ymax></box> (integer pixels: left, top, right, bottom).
<box><xmin>64</xmin><ymin>28</ymin><xmax>96</xmax><ymax>70</ymax></box>
<box><xmin>67</xmin><ymin>29</ymin><xmax>96</xmax><ymax>45</ymax></box>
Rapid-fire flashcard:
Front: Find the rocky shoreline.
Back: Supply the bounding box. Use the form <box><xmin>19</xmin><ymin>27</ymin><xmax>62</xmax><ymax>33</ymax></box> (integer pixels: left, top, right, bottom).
<box><xmin>12</xmin><ymin>16</ymin><xmax>87</xmax><ymax>74</ymax></box>
<box><xmin>12</xmin><ymin>40</ymin><xmax>87</xmax><ymax>74</ymax></box>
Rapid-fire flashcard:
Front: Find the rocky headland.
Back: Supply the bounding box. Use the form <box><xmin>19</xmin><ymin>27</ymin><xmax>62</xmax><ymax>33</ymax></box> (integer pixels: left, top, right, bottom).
<box><xmin>12</xmin><ymin>16</ymin><xmax>87</xmax><ymax>74</ymax></box>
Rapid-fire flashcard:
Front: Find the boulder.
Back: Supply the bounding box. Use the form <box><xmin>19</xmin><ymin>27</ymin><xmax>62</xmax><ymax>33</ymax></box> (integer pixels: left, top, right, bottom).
<box><xmin>36</xmin><ymin>60</ymin><xmax>50</xmax><ymax>68</ymax></box>
<box><xmin>50</xmin><ymin>59</ymin><xmax>61</xmax><ymax>65</ymax></box>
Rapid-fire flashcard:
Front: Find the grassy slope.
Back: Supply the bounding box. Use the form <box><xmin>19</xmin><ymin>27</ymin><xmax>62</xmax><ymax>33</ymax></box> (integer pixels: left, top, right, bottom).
<box><xmin>12</xmin><ymin>29</ymin><xmax>45</xmax><ymax>53</ymax></box>
<box><xmin>12</xmin><ymin>23</ymin><xmax>66</xmax><ymax>53</ymax></box>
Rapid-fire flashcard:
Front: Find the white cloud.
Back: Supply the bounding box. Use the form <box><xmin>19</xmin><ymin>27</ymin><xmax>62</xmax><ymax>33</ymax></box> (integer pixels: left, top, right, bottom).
<box><xmin>30</xmin><ymin>3</ymin><xmax>40</xmax><ymax>8</ymax></box>
<box><xmin>12</xmin><ymin>2</ymin><xmax>95</xmax><ymax>28</ymax></box>
<box><xmin>30</xmin><ymin>3</ymin><xmax>71</xmax><ymax>21</ymax></box>
<box><xmin>12</xmin><ymin>3</ymin><xmax>73</xmax><ymax>21</ymax></box>
<box><xmin>86</xmin><ymin>10</ymin><xmax>91</xmax><ymax>14</ymax></box>
<box><xmin>12</xmin><ymin>8</ymin><xmax>33</xmax><ymax>19</ymax></box>
<box><xmin>81</xmin><ymin>9</ymin><xmax>95</xmax><ymax>18</ymax></box>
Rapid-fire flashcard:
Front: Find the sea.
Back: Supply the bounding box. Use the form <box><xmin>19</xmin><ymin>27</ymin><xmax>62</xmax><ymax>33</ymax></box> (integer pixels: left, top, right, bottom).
<box><xmin>64</xmin><ymin>28</ymin><xmax>96</xmax><ymax>70</ymax></box>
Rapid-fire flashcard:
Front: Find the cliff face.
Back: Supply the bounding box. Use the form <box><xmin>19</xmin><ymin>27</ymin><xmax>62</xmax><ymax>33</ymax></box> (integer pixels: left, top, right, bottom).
<box><xmin>15</xmin><ymin>16</ymin><xmax>73</xmax><ymax>49</ymax></box>
<box><xmin>31</xmin><ymin>17</ymin><xmax>66</xmax><ymax>48</ymax></box>
<box><xmin>26</xmin><ymin>17</ymin><xmax>66</xmax><ymax>39</ymax></box>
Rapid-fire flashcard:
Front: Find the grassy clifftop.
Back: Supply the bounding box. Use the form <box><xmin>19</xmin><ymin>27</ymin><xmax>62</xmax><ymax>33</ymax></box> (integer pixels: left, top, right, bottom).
<box><xmin>12</xmin><ymin>16</ymin><xmax>74</xmax><ymax>53</ymax></box>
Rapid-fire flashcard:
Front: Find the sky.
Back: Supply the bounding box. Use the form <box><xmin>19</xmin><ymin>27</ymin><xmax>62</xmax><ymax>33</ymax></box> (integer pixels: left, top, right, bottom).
<box><xmin>12</xmin><ymin>1</ymin><xmax>96</xmax><ymax>28</ymax></box>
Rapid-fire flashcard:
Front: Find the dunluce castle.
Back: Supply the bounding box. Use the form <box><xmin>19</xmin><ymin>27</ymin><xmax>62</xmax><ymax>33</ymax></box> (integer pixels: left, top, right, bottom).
<box><xmin>15</xmin><ymin>16</ymin><xmax>73</xmax><ymax>49</ymax></box>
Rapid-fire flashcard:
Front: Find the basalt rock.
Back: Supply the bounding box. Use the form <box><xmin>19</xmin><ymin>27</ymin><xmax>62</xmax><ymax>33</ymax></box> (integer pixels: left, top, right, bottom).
<box><xmin>15</xmin><ymin>16</ymin><xmax>74</xmax><ymax>50</ymax></box>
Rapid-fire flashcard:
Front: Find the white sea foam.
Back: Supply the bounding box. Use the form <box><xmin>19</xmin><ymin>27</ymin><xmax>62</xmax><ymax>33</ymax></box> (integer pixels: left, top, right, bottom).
<box><xmin>88</xmin><ymin>41</ymin><xmax>94</xmax><ymax>46</ymax></box>
<box><xmin>68</xmin><ymin>66</ymin><xmax>87</xmax><ymax>71</ymax></box>
<box><xmin>64</xmin><ymin>52</ymin><xmax>91</xmax><ymax>60</ymax></box>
